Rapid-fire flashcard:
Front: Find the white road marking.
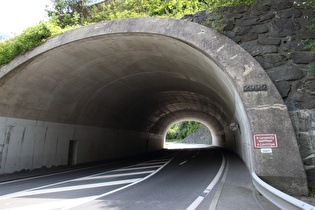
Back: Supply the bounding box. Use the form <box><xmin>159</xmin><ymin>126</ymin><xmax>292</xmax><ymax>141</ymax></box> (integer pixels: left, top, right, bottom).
<box><xmin>60</xmin><ymin>157</ymin><xmax>175</xmax><ymax>210</ymax></box>
<box><xmin>179</xmin><ymin>161</ymin><xmax>187</xmax><ymax>165</ymax></box>
<box><xmin>135</xmin><ymin>161</ymin><xmax>168</xmax><ymax>166</ymax></box>
<box><xmin>0</xmin><ymin>162</ymin><xmax>115</xmax><ymax>186</ymax></box>
<box><xmin>209</xmin><ymin>158</ymin><xmax>230</xmax><ymax>210</ymax></box>
<box><xmin>74</xmin><ymin>170</ymin><xmax>155</xmax><ymax>181</ymax></box>
<box><xmin>113</xmin><ymin>165</ymin><xmax>162</xmax><ymax>172</ymax></box>
<box><xmin>187</xmin><ymin>196</ymin><xmax>205</xmax><ymax>210</ymax></box>
<box><xmin>0</xmin><ymin>155</ymin><xmax>175</xmax><ymax>210</ymax></box>
<box><xmin>186</xmin><ymin>152</ymin><xmax>226</xmax><ymax>210</ymax></box>
<box><xmin>145</xmin><ymin>158</ymin><xmax>171</xmax><ymax>163</ymax></box>
<box><xmin>0</xmin><ymin>163</ymin><xmax>166</xmax><ymax>200</ymax></box>
<box><xmin>1</xmin><ymin>179</ymin><xmax>140</xmax><ymax>198</ymax></box>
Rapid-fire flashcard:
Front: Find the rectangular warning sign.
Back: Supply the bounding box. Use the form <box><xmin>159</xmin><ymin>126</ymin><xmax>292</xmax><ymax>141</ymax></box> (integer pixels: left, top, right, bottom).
<box><xmin>253</xmin><ymin>134</ymin><xmax>278</xmax><ymax>149</ymax></box>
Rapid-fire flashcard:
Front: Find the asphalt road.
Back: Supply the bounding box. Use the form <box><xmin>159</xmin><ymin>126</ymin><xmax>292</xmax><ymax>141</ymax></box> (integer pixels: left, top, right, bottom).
<box><xmin>0</xmin><ymin>147</ymin><xmax>278</xmax><ymax>210</ymax></box>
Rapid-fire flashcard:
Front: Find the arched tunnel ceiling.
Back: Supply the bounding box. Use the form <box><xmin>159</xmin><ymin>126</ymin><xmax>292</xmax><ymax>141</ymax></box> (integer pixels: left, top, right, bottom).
<box><xmin>0</xmin><ymin>33</ymin><xmax>235</xmax><ymax>135</ymax></box>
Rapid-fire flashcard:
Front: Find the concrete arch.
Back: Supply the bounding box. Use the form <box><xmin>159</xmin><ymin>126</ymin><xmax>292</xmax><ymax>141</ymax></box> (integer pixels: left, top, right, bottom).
<box><xmin>0</xmin><ymin>17</ymin><xmax>307</xmax><ymax>194</ymax></box>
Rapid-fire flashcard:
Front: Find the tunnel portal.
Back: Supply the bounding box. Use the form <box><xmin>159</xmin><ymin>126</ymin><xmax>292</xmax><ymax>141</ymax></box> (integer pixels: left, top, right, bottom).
<box><xmin>0</xmin><ymin>18</ymin><xmax>307</xmax><ymax>194</ymax></box>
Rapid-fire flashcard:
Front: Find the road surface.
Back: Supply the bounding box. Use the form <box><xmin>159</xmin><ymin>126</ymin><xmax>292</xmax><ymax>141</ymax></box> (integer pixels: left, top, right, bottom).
<box><xmin>0</xmin><ymin>148</ymin><xmax>278</xmax><ymax>209</ymax></box>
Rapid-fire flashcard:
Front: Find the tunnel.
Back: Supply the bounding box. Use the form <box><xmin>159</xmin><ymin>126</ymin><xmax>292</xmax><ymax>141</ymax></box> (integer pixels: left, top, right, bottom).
<box><xmin>0</xmin><ymin>17</ymin><xmax>308</xmax><ymax>195</ymax></box>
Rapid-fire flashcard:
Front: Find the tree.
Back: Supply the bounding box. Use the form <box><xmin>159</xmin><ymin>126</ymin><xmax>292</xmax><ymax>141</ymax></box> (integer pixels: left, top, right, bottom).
<box><xmin>47</xmin><ymin>0</ymin><xmax>91</xmax><ymax>27</ymax></box>
<box><xmin>166</xmin><ymin>121</ymin><xmax>204</xmax><ymax>140</ymax></box>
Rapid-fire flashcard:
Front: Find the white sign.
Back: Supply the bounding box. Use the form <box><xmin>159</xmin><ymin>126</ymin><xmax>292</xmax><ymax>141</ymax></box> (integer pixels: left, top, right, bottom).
<box><xmin>261</xmin><ymin>148</ymin><xmax>272</xmax><ymax>153</ymax></box>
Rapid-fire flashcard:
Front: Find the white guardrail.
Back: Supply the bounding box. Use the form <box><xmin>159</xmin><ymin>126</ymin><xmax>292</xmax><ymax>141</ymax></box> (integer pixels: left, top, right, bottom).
<box><xmin>252</xmin><ymin>172</ymin><xmax>315</xmax><ymax>210</ymax></box>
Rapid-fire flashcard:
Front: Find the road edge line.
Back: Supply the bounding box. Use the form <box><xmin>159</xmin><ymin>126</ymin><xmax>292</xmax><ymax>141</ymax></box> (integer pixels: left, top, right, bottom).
<box><xmin>208</xmin><ymin>155</ymin><xmax>229</xmax><ymax>210</ymax></box>
<box><xmin>186</xmin><ymin>150</ymin><xmax>226</xmax><ymax>210</ymax></box>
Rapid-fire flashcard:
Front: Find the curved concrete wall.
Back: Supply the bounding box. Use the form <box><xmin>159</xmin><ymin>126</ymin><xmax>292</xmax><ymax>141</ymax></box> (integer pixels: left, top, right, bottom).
<box><xmin>0</xmin><ymin>17</ymin><xmax>307</xmax><ymax>194</ymax></box>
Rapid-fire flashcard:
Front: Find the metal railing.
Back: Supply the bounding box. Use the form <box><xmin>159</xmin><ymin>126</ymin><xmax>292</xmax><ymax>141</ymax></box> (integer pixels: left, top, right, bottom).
<box><xmin>252</xmin><ymin>172</ymin><xmax>315</xmax><ymax>210</ymax></box>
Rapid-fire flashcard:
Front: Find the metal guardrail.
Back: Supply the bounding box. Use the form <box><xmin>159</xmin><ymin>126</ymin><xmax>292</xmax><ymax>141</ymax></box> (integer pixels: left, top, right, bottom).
<box><xmin>252</xmin><ymin>172</ymin><xmax>315</xmax><ymax>210</ymax></box>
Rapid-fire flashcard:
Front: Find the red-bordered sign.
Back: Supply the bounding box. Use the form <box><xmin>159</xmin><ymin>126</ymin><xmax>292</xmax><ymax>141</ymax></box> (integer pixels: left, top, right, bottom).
<box><xmin>253</xmin><ymin>134</ymin><xmax>278</xmax><ymax>149</ymax></box>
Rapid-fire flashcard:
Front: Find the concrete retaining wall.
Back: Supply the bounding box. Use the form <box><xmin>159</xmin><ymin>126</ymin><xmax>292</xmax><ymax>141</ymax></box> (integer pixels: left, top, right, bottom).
<box><xmin>0</xmin><ymin>117</ymin><xmax>161</xmax><ymax>174</ymax></box>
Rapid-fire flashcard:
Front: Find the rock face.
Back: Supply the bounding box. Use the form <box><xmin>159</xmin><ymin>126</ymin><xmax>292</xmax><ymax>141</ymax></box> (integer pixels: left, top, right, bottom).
<box><xmin>181</xmin><ymin>0</ymin><xmax>315</xmax><ymax>110</ymax></box>
<box><xmin>290</xmin><ymin>109</ymin><xmax>315</xmax><ymax>185</ymax></box>
<box><xmin>181</xmin><ymin>0</ymin><xmax>315</xmax><ymax>185</ymax></box>
<box><xmin>182</xmin><ymin>126</ymin><xmax>212</xmax><ymax>145</ymax></box>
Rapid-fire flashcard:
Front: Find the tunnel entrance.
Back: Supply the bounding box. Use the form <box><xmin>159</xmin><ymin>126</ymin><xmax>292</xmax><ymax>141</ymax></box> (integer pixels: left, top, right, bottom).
<box><xmin>0</xmin><ymin>17</ymin><xmax>307</xmax><ymax>194</ymax></box>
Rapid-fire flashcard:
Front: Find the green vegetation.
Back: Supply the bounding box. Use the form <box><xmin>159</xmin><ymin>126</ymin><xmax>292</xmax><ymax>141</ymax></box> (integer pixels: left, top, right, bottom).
<box><xmin>0</xmin><ymin>0</ymin><xmax>258</xmax><ymax>66</ymax></box>
<box><xmin>0</xmin><ymin>22</ymin><xmax>78</xmax><ymax>65</ymax></box>
<box><xmin>166</xmin><ymin>121</ymin><xmax>204</xmax><ymax>141</ymax></box>
<box><xmin>47</xmin><ymin>0</ymin><xmax>92</xmax><ymax>28</ymax></box>
<box><xmin>294</xmin><ymin>0</ymin><xmax>315</xmax><ymax>77</ymax></box>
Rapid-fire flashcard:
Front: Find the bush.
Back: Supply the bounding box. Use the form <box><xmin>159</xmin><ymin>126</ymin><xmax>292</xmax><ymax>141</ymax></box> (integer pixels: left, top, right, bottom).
<box><xmin>166</xmin><ymin>121</ymin><xmax>204</xmax><ymax>140</ymax></box>
<box><xmin>1</xmin><ymin>0</ymin><xmax>260</xmax><ymax>66</ymax></box>
<box><xmin>0</xmin><ymin>23</ymin><xmax>51</xmax><ymax>65</ymax></box>
<box><xmin>0</xmin><ymin>22</ymin><xmax>79</xmax><ymax>66</ymax></box>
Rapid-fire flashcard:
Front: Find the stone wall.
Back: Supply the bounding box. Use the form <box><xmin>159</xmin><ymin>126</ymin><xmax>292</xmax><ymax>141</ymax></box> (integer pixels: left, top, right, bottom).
<box><xmin>181</xmin><ymin>0</ymin><xmax>315</xmax><ymax>183</ymax></box>
<box><xmin>181</xmin><ymin>0</ymin><xmax>315</xmax><ymax>110</ymax></box>
<box><xmin>290</xmin><ymin>109</ymin><xmax>315</xmax><ymax>184</ymax></box>
<box><xmin>182</xmin><ymin>126</ymin><xmax>212</xmax><ymax>145</ymax></box>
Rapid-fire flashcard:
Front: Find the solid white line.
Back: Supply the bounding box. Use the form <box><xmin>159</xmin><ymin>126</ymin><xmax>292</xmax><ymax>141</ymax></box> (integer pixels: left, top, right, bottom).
<box><xmin>186</xmin><ymin>152</ymin><xmax>226</xmax><ymax>210</ymax></box>
<box><xmin>113</xmin><ymin>165</ymin><xmax>162</xmax><ymax>172</ymax></box>
<box><xmin>204</xmin><ymin>154</ymin><xmax>226</xmax><ymax>192</ymax></box>
<box><xmin>74</xmin><ymin>170</ymin><xmax>155</xmax><ymax>181</ymax></box>
<box><xmin>135</xmin><ymin>161</ymin><xmax>168</xmax><ymax>166</ymax></box>
<box><xmin>5</xmin><ymin>159</ymin><xmax>172</xmax><ymax>210</ymax></box>
<box><xmin>145</xmin><ymin>158</ymin><xmax>171</xmax><ymax>163</ymax></box>
<box><xmin>0</xmin><ymin>161</ymin><xmax>166</xmax><ymax>200</ymax></box>
<box><xmin>1</xmin><ymin>179</ymin><xmax>141</xmax><ymax>198</ymax></box>
<box><xmin>179</xmin><ymin>161</ymin><xmax>187</xmax><ymax>165</ymax></box>
<box><xmin>209</xmin><ymin>158</ymin><xmax>229</xmax><ymax>210</ymax></box>
<box><xmin>186</xmin><ymin>196</ymin><xmax>205</xmax><ymax>210</ymax></box>
<box><xmin>60</xmin><ymin>156</ymin><xmax>175</xmax><ymax>210</ymax></box>
<box><xmin>0</xmin><ymin>162</ymin><xmax>115</xmax><ymax>186</ymax></box>
<box><xmin>1</xmin><ymin>156</ymin><xmax>174</xmax><ymax>210</ymax></box>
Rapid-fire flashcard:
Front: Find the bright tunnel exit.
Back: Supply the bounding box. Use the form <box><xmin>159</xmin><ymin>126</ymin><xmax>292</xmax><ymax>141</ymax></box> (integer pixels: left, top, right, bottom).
<box><xmin>164</xmin><ymin>120</ymin><xmax>212</xmax><ymax>149</ymax></box>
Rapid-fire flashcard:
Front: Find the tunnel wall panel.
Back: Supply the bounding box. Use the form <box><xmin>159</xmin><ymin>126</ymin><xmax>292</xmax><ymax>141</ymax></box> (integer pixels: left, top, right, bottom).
<box><xmin>0</xmin><ymin>117</ymin><xmax>161</xmax><ymax>174</ymax></box>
